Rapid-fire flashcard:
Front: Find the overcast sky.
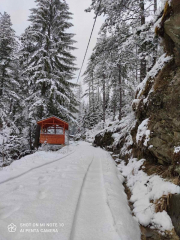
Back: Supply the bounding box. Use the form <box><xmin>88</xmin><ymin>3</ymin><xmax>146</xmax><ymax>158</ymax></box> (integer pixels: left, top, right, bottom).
<box><xmin>0</xmin><ymin>0</ymin><xmax>104</xmax><ymax>84</ymax></box>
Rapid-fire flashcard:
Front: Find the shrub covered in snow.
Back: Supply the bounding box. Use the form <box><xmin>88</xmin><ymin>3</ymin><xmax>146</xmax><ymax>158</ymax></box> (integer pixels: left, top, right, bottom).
<box><xmin>0</xmin><ymin>129</ymin><xmax>31</xmax><ymax>166</ymax></box>
<box><xmin>94</xmin><ymin>112</ymin><xmax>137</xmax><ymax>159</ymax></box>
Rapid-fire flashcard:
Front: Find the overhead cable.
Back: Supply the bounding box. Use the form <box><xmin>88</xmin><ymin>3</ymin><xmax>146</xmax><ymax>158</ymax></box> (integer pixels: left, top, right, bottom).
<box><xmin>76</xmin><ymin>0</ymin><xmax>102</xmax><ymax>83</ymax></box>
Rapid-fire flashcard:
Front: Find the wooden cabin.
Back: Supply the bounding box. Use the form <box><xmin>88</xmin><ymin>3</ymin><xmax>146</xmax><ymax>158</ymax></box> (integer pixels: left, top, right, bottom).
<box><xmin>37</xmin><ymin>116</ymin><xmax>69</xmax><ymax>145</ymax></box>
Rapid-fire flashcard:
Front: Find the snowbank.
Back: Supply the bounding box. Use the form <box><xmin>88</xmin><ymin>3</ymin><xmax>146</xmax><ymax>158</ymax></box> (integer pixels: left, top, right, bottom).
<box><xmin>118</xmin><ymin>158</ymin><xmax>180</xmax><ymax>232</ymax></box>
<box><xmin>0</xmin><ymin>144</ymin><xmax>74</xmax><ymax>184</ymax></box>
<box><xmin>101</xmin><ymin>152</ymin><xmax>141</xmax><ymax>239</ymax></box>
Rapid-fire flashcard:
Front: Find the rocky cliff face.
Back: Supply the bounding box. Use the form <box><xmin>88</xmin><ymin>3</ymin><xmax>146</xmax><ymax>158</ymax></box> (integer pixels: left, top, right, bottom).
<box><xmin>95</xmin><ymin>0</ymin><xmax>180</xmax><ymax>170</ymax></box>
<box><xmin>132</xmin><ymin>0</ymin><xmax>180</xmax><ymax>171</ymax></box>
<box><xmin>132</xmin><ymin>2</ymin><xmax>180</xmax><ymax>236</ymax></box>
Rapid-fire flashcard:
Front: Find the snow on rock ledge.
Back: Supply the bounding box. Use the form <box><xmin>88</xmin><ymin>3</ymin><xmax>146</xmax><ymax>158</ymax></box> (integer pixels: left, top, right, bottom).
<box><xmin>136</xmin><ymin>118</ymin><xmax>150</xmax><ymax>147</ymax></box>
<box><xmin>118</xmin><ymin>158</ymin><xmax>180</xmax><ymax>232</ymax></box>
<box><xmin>94</xmin><ymin>112</ymin><xmax>136</xmax><ymax>159</ymax></box>
<box><xmin>174</xmin><ymin>146</ymin><xmax>180</xmax><ymax>154</ymax></box>
<box><xmin>136</xmin><ymin>53</ymin><xmax>173</xmax><ymax>99</ymax></box>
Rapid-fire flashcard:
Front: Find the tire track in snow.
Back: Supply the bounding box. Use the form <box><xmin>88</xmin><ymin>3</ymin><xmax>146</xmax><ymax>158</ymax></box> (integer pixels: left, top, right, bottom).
<box><xmin>0</xmin><ymin>150</ymin><xmax>76</xmax><ymax>185</ymax></box>
<box><xmin>69</xmin><ymin>156</ymin><xmax>94</xmax><ymax>240</ymax></box>
<box><xmin>99</xmin><ymin>152</ymin><xmax>120</xmax><ymax>236</ymax></box>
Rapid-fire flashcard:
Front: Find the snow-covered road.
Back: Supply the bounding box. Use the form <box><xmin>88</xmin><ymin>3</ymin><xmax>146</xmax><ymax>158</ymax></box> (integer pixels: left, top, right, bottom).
<box><xmin>0</xmin><ymin>142</ymin><xmax>140</xmax><ymax>240</ymax></box>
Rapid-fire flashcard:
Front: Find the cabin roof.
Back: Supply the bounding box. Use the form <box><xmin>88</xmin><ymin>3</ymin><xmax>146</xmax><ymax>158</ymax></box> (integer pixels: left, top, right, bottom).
<box><xmin>37</xmin><ymin>116</ymin><xmax>69</xmax><ymax>130</ymax></box>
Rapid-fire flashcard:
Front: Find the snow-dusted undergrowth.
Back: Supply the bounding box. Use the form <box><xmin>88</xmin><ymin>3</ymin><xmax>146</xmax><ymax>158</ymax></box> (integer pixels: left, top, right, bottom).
<box><xmin>111</xmin><ymin>113</ymin><xmax>137</xmax><ymax>156</ymax></box>
<box><xmin>88</xmin><ymin>112</ymin><xmax>136</xmax><ymax>156</ymax></box>
<box><xmin>118</xmin><ymin>158</ymin><xmax>180</xmax><ymax>232</ymax></box>
<box><xmin>84</xmin><ymin>121</ymin><xmax>107</xmax><ymax>143</ymax></box>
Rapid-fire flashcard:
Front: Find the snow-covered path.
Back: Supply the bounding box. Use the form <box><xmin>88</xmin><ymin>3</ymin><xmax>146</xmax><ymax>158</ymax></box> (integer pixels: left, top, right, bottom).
<box><xmin>0</xmin><ymin>142</ymin><xmax>140</xmax><ymax>240</ymax></box>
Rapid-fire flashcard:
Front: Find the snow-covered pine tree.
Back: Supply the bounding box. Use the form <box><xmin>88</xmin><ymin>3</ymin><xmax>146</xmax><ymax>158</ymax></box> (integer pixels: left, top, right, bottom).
<box><xmin>0</xmin><ymin>12</ymin><xmax>20</xmax><ymax>128</ymax></box>
<box><xmin>82</xmin><ymin>0</ymin><xmax>161</xmax><ymax>126</ymax></box>
<box><xmin>86</xmin><ymin>0</ymin><xmax>158</xmax><ymax>83</ymax></box>
<box><xmin>83</xmin><ymin>53</ymin><xmax>96</xmax><ymax>112</ymax></box>
<box><xmin>83</xmin><ymin>28</ymin><xmax>136</xmax><ymax>124</ymax></box>
<box><xmin>21</xmin><ymin>0</ymin><xmax>78</xmax><ymax>122</ymax></box>
<box><xmin>0</xmin><ymin>12</ymin><xmax>32</xmax><ymax>163</ymax></box>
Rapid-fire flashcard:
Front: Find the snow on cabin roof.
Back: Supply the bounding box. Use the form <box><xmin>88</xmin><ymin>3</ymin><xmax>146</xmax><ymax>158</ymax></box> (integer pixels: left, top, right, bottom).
<box><xmin>37</xmin><ymin>116</ymin><xmax>69</xmax><ymax>130</ymax></box>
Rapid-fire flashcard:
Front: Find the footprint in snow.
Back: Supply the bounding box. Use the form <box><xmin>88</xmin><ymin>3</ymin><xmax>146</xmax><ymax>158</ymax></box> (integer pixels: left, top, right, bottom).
<box><xmin>61</xmin><ymin>173</ymin><xmax>66</xmax><ymax>178</ymax></box>
<box><xmin>13</xmin><ymin>185</ymin><xmax>24</xmax><ymax>192</ymax></box>
<box><xmin>38</xmin><ymin>190</ymin><xmax>47</xmax><ymax>200</ymax></box>
<box><xmin>38</xmin><ymin>176</ymin><xmax>51</xmax><ymax>185</ymax></box>
<box><xmin>47</xmin><ymin>168</ymin><xmax>56</xmax><ymax>173</ymax></box>
<box><xmin>0</xmin><ymin>205</ymin><xmax>20</xmax><ymax>219</ymax></box>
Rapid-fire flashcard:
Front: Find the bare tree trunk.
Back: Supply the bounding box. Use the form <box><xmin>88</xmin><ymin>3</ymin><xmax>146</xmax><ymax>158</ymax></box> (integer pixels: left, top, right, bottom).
<box><xmin>78</xmin><ymin>85</ymin><xmax>81</xmax><ymax>114</ymax></box>
<box><xmin>29</xmin><ymin>125</ymin><xmax>32</xmax><ymax>150</ymax></box>
<box><xmin>102</xmin><ymin>75</ymin><xmax>106</xmax><ymax>128</ymax></box>
<box><xmin>140</xmin><ymin>0</ymin><xmax>145</xmax><ymax>25</ymax></box>
<box><xmin>88</xmin><ymin>82</ymin><xmax>91</xmax><ymax>110</ymax></box>
<box><xmin>136</xmin><ymin>45</ymin><xmax>138</xmax><ymax>82</ymax></box>
<box><xmin>34</xmin><ymin>124</ymin><xmax>41</xmax><ymax>149</ymax></box>
<box><xmin>2</xmin><ymin>139</ymin><xmax>4</xmax><ymax>162</ymax></box>
<box><xmin>91</xmin><ymin>71</ymin><xmax>95</xmax><ymax>112</ymax></box>
<box><xmin>154</xmin><ymin>0</ymin><xmax>157</xmax><ymax>14</ymax></box>
<box><xmin>97</xmin><ymin>79</ymin><xmax>100</xmax><ymax>102</ymax></box>
<box><xmin>0</xmin><ymin>80</ymin><xmax>3</xmax><ymax>96</ymax></box>
<box><xmin>113</xmin><ymin>96</ymin><xmax>116</xmax><ymax>121</ymax></box>
<box><xmin>153</xmin><ymin>0</ymin><xmax>158</xmax><ymax>66</ymax></box>
<box><xmin>113</xmin><ymin>105</ymin><xmax>116</xmax><ymax>121</ymax></box>
<box><xmin>105</xmin><ymin>80</ymin><xmax>111</xmax><ymax>110</ymax></box>
<box><xmin>0</xmin><ymin>68</ymin><xmax>5</xmax><ymax>96</ymax></box>
<box><xmin>67</xmin><ymin>130</ymin><xmax>69</xmax><ymax>145</ymax></box>
<box><xmin>118</xmin><ymin>65</ymin><xmax>122</xmax><ymax>121</ymax></box>
<box><xmin>140</xmin><ymin>59</ymin><xmax>146</xmax><ymax>82</ymax></box>
<box><xmin>140</xmin><ymin>0</ymin><xmax>146</xmax><ymax>82</ymax></box>
<box><xmin>113</xmin><ymin>80</ymin><xmax>117</xmax><ymax>121</ymax></box>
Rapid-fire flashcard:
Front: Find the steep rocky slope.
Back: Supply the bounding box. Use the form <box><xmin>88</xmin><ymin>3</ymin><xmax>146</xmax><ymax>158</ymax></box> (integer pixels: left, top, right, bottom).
<box><xmin>132</xmin><ymin>0</ymin><xmax>180</xmax><ymax>170</ymax></box>
<box><xmin>95</xmin><ymin>0</ymin><xmax>180</xmax><ymax>177</ymax></box>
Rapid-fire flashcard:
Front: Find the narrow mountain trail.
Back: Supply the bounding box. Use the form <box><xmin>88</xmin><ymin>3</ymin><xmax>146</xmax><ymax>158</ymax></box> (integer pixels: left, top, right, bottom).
<box><xmin>0</xmin><ymin>142</ymin><xmax>140</xmax><ymax>240</ymax></box>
